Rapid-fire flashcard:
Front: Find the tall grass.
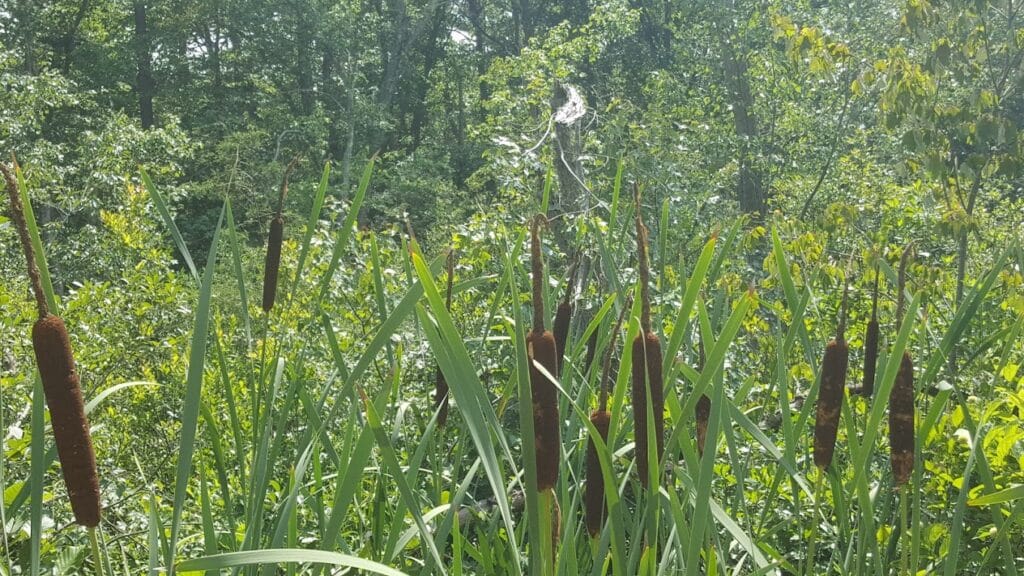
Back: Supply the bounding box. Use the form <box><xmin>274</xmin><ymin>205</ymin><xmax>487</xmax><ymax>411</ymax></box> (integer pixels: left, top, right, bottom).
<box><xmin>4</xmin><ymin>157</ymin><xmax>1021</xmax><ymax>575</ymax></box>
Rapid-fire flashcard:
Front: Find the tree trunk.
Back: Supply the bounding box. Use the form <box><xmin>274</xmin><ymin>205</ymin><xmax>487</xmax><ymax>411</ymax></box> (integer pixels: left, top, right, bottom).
<box><xmin>549</xmin><ymin>81</ymin><xmax>587</xmax><ymax>252</ymax></box>
<box><xmin>465</xmin><ymin>0</ymin><xmax>492</xmax><ymax>112</ymax></box>
<box><xmin>410</xmin><ymin>4</ymin><xmax>446</xmax><ymax>149</ymax></box>
<box><xmin>718</xmin><ymin>24</ymin><xmax>765</xmax><ymax>217</ymax></box>
<box><xmin>58</xmin><ymin>0</ymin><xmax>91</xmax><ymax>72</ymax></box>
<box><xmin>134</xmin><ymin>1</ymin><xmax>155</xmax><ymax>129</ymax></box>
<box><xmin>296</xmin><ymin>4</ymin><xmax>315</xmax><ymax>116</ymax></box>
<box><xmin>322</xmin><ymin>44</ymin><xmax>343</xmax><ymax>161</ymax></box>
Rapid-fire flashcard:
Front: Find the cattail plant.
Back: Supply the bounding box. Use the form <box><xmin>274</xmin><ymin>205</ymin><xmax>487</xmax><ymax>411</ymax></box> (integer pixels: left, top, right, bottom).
<box><xmin>552</xmin><ymin>260</ymin><xmax>577</xmax><ymax>374</ymax></box>
<box><xmin>584</xmin><ymin>329</ymin><xmax>599</xmax><ymax>376</ymax></box>
<box><xmin>694</xmin><ymin>336</ymin><xmax>711</xmax><ymax>458</ymax></box>
<box><xmin>435</xmin><ymin>249</ymin><xmax>456</xmax><ymax>426</ymax></box>
<box><xmin>527</xmin><ymin>215</ymin><xmax>560</xmax><ymax>493</ymax></box>
<box><xmin>585</xmin><ymin>296</ymin><xmax>630</xmax><ymax>538</ymax></box>
<box><xmin>631</xmin><ymin>183</ymin><xmax>664</xmax><ymax>487</ymax></box>
<box><xmin>262</xmin><ymin>157</ymin><xmax>298</xmax><ymax>312</ymax></box>
<box><xmin>2</xmin><ymin>162</ymin><xmax>100</xmax><ymax>528</ymax></box>
<box><xmin>890</xmin><ymin>245</ymin><xmax>915</xmax><ymax>487</ymax></box>
<box><xmin>813</xmin><ymin>283</ymin><xmax>850</xmax><ymax>471</ymax></box>
<box><xmin>859</xmin><ymin>267</ymin><xmax>881</xmax><ymax>397</ymax></box>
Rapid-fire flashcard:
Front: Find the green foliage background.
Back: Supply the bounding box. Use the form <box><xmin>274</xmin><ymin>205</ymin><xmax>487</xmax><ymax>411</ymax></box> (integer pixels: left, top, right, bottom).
<box><xmin>1</xmin><ymin>0</ymin><xmax>1023</xmax><ymax>573</ymax></box>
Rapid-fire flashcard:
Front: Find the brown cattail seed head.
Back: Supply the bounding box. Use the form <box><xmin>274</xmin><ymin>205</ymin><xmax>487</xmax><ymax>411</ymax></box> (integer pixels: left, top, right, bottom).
<box><xmin>814</xmin><ymin>337</ymin><xmax>849</xmax><ymax>470</ymax></box>
<box><xmin>262</xmin><ymin>215</ymin><xmax>283</xmax><ymax>312</ymax></box>
<box><xmin>584</xmin><ymin>409</ymin><xmax>611</xmax><ymax>537</ymax></box>
<box><xmin>32</xmin><ymin>315</ymin><xmax>101</xmax><ymax>527</ymax></box>
<box><xmin>528</xmin><ymin>215</ymin><xmax>560</xmax><ymax>492</ymax></box>
<box><xmin>528</xmin><ymin>329</ymin><xmax>560</xmax><ymax>492</ymax></box>
<box><xmin>695</xmin><ymin>394</ymin><xmax>711</xmax><ymax>458</ymax></box>
<box><xmin>889</xmin><ymin>351</ymin><xmax>915</xmax><ymax>486</ymax></box>
<box><xmin>632</xmin><ymin>330</ymin><xmax>664</xmax><ymax>486</ymax></box>
<box><xmin>434</xmin><ymin>367</ymin><xmax>449</xmax><ymax>426</ymax></box>
<box><xmin>860</xmin><ymin>267</ymin><xmax>881</xmax><ymax>397</ymax></box>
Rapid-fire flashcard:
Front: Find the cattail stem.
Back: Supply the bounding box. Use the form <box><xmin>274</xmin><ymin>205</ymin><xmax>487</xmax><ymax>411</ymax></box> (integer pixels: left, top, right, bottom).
<box><xmin>837</xmin><ymin>282</ymin><xmax>849</xmax><ymax>341</ymax></box>
<box><xmin>599</xmin><ymin>296</ymin><xmax>632</xmax><ymax>411</ymax></box>
<box><xmin>899</xmin><ymin>485</ymin><xmax>910</xmax><ymax>576</ymax></box>
<box><xmin>89</xmin><ymin>527</ymin><xmax>105</xmax><ymax>576</ymax></box>
<box><xmin>2</xmin><ymin>162</ymin><xmax>48</xmax><ymax>319</ymax></box>
<box><xmin>861</xmin><ymin>266</ymin><xmax>881</xmax><ymax>397</ymax></box>
<box><xmin>552</xmin><ymin>258</ymin><xmax>577</xmax><ymax>373</ymax></box>
<box><xmin>531</xmin><ymin>215</ymin><xmax>546</xmax><ymax>331</ymax></box>
<box><xmin>538</xmin><ymin>488</ymin><xmax>559</xmax><ymax>572</ymax></box>
<box><xmin>634</xmin><ymin>183</ymin><xmax>651</xmax><ymax>333</ymax></box>
<box><xmin>435</xmin><ymin>249</ymin><xmax>455</xmax><ymax>426</ymax></box>
<box><xmin>276</xmin><ymin>155</ymin><xmax>300</xmax><ymax>214</ymax></box>
<box><xmin>897</xmin><ymin>244</ymin><xmax>913</xmax><ymax>332</ymax></box>
<box><xmin>804</xmin><ymin>473</ymin><xmax>825</xmax><ymax>576</ymax></box>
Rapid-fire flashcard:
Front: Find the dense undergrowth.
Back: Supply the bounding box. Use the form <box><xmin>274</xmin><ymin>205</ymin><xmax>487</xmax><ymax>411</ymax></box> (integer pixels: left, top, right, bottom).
<box><xmin>2</xmin><ymin>156</ymin><xmax>1023</xmax><ymax>575</ymax></box>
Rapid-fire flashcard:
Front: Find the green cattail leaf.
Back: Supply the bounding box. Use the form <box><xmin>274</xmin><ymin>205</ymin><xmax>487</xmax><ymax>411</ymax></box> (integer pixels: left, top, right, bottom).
<box><xmin>141</xmin><ymin>167</ymin><xmax>199</xmax><ymax>283</ymax></box>
<box><xmin>728</xmin><ymin>404</ymin><xmax>814</xmax><ymax>497</ymax></box>
<box><xmin>147</xmin><ymin>491</ymin><xmax>162</xmax><ymax>576</ymax></box>
<box><xmin>316</xmin><ymin>156</ymin><xmax>374</xmax><ymax>306</ymax></box>
<box><xmin>945</xmin><ymin>432</ymin><xmax>981</xmax><ymax>576</ymax></box>
<box><xmin>359</xmin><ymin>388</ymin><xmax>448</xmax><ymax>574</ymax></box>
<box><xmin>685</xmin><ymin>357</ymin><xmax>725</xmax><ymax>576</ymax></box>
<box><xmin>610</xmin><ymin>157</ymin><xmax>623</xmax><ymax>225</ymax></box>
<box><xmin>224</xmin><ymin>198</ymin><xmax>252</xmax><ymax>345</ymax></box>
<box><xmin>290</xmin><ymin>161</ymin><xmax>331</xmax><ymax>298</ymax></box>
<box><xmin>541</xmin><ymin>164</ymin><xmax>553</xmax><ymax>214</ymax></box>
<box><xmin>412</xmin><ymin>249</ymin><xmax>522</xmax><ymax>574</ymax></box>
<box><xmin>706</xmin><ymin>216</ymin><xmax>744</xmax><ymax>286</ymax></box>
<box><xmin>175</xmin><ymin>550</ymin><xmax>409</xmax><ymax>575</ymax></box>
<box><xmin>676</xmin><ymin>293</ymin><xmax>753</xmax><ymax>418</ymax></box>
<box><xmin>318</xmin><ymin>255</ymin><xmax>444</xmax><ymax>551</ymax></box>
<box><xmin>969</xmin><ymin>484</ymin><xmax>1024</xmax><ymax>507</ymax></box>
<box><xmin>199</xmin><ymin>403</ymin><xmax>233</xmax><ymax>535</ymax></box>
<box><xmin>168</xmin><ymin>204</ymin><xmax>224</xmax><ymax>569</ymax></box>
<box><xmin>670</xmin><ymin>463</ymin><xmax>772</xmax><ymax>572</ymax></box>
<box><xmin>264</xmin><ymin>442</ymin><xmax>317</xmax><ymax>576</ymax></box>
<box><xmin>211</xmin><ymin>327</ymin><xmax>247</xmax><ymax>493</ymax></box>
<box><xmin>662</xmin><ymin>234</ymin><xmax>717</xmax><ymax>379</ymax></box>
<box><xmin>771</xmin><ymin>226</ymin><xmax>817</xmax><ymax>366</ymax></box>
<box><xmin>29</xmin><ymin>376</ymin><xmax>44</xmax><ymax>576</ymax></box>
<box><xmin>198</xmin><ymin>460</ymin><xmax>216</xmax><ymax>576</ymax></box>
<box><xmin>920</xmin><ymin>249</ymin><xmax>1009</xmax><ymax>389</ymax></box>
